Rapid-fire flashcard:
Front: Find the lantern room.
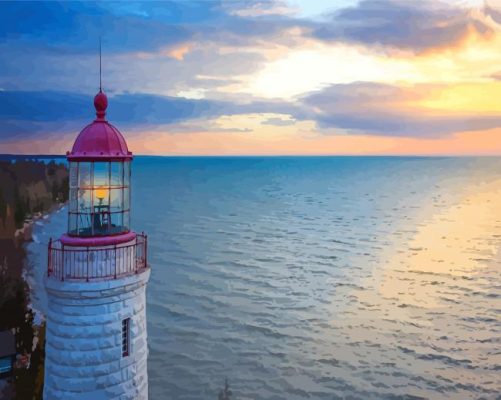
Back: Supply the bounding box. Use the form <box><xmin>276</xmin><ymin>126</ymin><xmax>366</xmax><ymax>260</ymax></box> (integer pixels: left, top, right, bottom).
<box><xmin>67</xmin><ymin>90</ymin><xmax>133</xmax><ymax>237</ymax></box>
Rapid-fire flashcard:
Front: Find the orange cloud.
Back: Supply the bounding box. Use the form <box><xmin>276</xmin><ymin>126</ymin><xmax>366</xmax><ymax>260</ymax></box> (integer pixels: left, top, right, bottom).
<box><xmin>163</xmin><ymin>43</ymin><xmax>192</xmax><ymax>61</ymax></box>
<box><xmin>132</xmin><ymin>43</ymin><xmax>193</xmax><ymax>61</ymax></box>
<box><xmin>122</xmin><ymin>126</ymin><xmax>501</xmax><ymax>156</ymax></box>
<box><xmin>3</xmin><ymin>125</ymin><xmax>501</xmax><ymax>157</ymax></box>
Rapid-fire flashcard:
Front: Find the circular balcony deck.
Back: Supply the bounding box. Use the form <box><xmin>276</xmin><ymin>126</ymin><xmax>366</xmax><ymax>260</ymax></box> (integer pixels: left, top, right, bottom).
<box><xmin>47</xmin><ymin>233</ymin><xmax>148</xmax><ymax>281</ymax></box>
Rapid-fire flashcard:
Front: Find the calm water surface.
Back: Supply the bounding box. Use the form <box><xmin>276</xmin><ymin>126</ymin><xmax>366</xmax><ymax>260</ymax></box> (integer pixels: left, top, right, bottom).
<box><xmin>27</xmin><ymin>157</ymin><xmax>501</xmax><ymax>399</ymax></box>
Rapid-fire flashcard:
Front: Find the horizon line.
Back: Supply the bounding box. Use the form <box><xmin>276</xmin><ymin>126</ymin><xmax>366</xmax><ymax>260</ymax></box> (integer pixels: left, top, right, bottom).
<box><xmin>2</xmin><ymin>153</ymin><xmax>501</xmax><ymax>158</ymax></box>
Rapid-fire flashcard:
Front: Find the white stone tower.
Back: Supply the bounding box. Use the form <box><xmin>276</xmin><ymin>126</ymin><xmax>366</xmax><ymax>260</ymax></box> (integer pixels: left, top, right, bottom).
<box><xmin>44</xmin><ymin>89</ymin><xmax>150</xmax><ymax>399</ymax></box>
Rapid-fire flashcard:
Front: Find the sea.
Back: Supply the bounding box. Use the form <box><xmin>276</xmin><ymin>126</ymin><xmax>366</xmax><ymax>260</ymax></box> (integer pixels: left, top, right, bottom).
<box><xmin>25</xmin><ymin>156</ymin><xmax>501</xmax><ymax>399</ymax></box>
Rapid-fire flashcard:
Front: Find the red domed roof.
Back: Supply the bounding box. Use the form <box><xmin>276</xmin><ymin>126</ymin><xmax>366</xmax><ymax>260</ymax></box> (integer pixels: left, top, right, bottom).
<box><xmin>67</xmin><ymin>91</ymin><xmax>132</xmax><ymax>161</ymax></box>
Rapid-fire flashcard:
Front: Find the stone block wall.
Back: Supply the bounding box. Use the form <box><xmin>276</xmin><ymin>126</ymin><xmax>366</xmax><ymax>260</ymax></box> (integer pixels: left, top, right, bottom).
<box><xmin>43</xmin><ymin>269</ymin><xmax>150</xmax><ymax>400</ymax></box>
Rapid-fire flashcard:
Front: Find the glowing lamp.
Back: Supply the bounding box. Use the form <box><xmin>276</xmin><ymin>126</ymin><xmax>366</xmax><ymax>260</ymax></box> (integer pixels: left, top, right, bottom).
<box><xmin>95</xmin><ymin>186</ymin><xmax>108</xmax><ymax>203</ymax></box>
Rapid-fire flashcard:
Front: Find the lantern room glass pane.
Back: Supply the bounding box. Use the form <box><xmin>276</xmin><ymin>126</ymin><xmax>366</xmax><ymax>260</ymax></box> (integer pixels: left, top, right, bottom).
<box><xmin>78</xmin><ymin>162</ymin><xmax>91</xmax><ymax>188</ymax></box>
<box><xmin>78</xmin><ymin>189</ymin><xmax>91</xmax><ymax>212</ymax></box>
<box><xmin>123</xmin><ymin>187</ymin><xmax>130</xmax><ymax>210</ymax></box>
<box><xmin>69</xmin><ymin>162</ymin><xmax>78</xmax><ymax>188</ymax></box>
<box><xmin>79</xmin><ymin>216</ymin><xmax>92</xmax><ymax>235</ymax></box>
<box><xmin>111</xmin><ymin>212</ymin><xmax>123</xmax><ymax>230</ymax></box>
<box><xmin>111</xmin><ymin>162</ymin><xmax>123</xmax><ymax>187</ymax></box>
<box><xmin>124</xmin><ymin>161</ymin><xmax>130</xmax><ymax>187</ymax></box>
<box><xmin>76</xmin><ymin>189</ymin><xmax>92</xmax><ymax>235</ymax></box>
<box><xmin>110</xmin><ymin>188</ymin><xmax>123</xmax><ymax>210</ymax></box>
<box><xmin>69</xmin><ymin>188</ymin><xmax>78</xmax><ymax>212</ymax></box>
<box><xmin>67</xmin><ymin>160</ymin><xmax>131</xmax><ymax>237</ymax></box>
<box><xmin>69</xmin><ymin>213</ymin><xmax>77</xmax><ymax>234</ymax></box>
<box><xmin>93</xmin><ymin>162</ymin><xmax>110</xmax><ymax>187</ymax></box>
<box><xmin>123</xmin><ymin>211</ymin><xmax>130</xmax><ymax>230</ymax></box>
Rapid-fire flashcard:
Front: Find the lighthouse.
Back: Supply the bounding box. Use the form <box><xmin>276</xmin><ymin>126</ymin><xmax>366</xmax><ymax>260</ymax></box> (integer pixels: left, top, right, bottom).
<box><xmin>44</xmin><ymin>89</ymin><xmax>150</xmax><ymax>399</ymax></box>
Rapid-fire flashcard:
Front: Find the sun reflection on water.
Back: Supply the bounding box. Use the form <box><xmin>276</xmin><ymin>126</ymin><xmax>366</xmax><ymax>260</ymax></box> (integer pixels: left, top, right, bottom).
<box><xmin>336</xmin><ymin>176</ymin><xmax>501</xmax><ymax>396</ymax></box>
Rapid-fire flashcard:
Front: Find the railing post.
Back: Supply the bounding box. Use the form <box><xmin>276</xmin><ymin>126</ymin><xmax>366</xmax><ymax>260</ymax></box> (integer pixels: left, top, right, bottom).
<box><xmin>135</xmin><ymin>245</ymin><xmax>138</xmax><ymax>273</ymax></box>
<box><xmin>114</xmin><ymin>244</ymin><xmax>117</xmax><ymax>279</ymax></box>
<box><xmin>61</xmin><ymin>245</ymin><xmax>65</xmax><ymax>282</ymax></box>
<box><xmin>47</xmin><ymin>238</ymin><xmax>52</xmax><ymax>277</ymax></box>
<box><xmin>144</xmin><ymin>234</ymin><xmax>148</xmax><ymax>270</ymax></box>
<box><xmin>86</xmin><ymin>246</ymin><xmax>90</xmax><ymax>282</ymax></box>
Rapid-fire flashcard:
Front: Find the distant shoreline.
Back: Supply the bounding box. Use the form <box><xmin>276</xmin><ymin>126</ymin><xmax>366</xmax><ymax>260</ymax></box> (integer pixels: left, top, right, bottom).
<box><xmin>0</xmin><ymin>158</ymin><xmax>68</xmax><ymax>399</ymax></box>
<box><xmin>2</xmin><ymin>153</ymin><xmax>501</xmax><ymax>159</ymax></box>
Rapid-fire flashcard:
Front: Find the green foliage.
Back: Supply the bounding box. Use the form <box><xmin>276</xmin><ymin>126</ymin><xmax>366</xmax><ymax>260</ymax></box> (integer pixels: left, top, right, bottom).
<box><xmin>0</xmin><ymin>159</ymin><xmax>68</xmax><ymax>399</ymax></box>
<box><xmin>0</xmin><ymin>251</ymin><xmax>44</xmax><ymax>399</ymax></box>
<box><xmin>50</xmin><ymin>176</ymin><xmax>70</xmax><ymax>203</ymax></box>
<box><xmin>60</xmin><ymin>176</ymin><xmax>69</xmax><ymax>202</ymax></box>
<box><xmin>51</xmin><ymin>182</ymin><xmax>58</xmax><ymax>202</ymax></box>
<box><xmin>0</xmin><ymin>187</ymin><xmax>7</xmax><ymax>222</ymax></box>
<box><xmin>33</xmin><ymin>196</ymin><xmax>43</xmax><ymax>214</ymax></box>
<box><xmin>13</xmin><ymin>193</ymin><xmax>26</xmax><ymax>228</ymax></box>
<box><xmin>0</xmin><ymin>267</ymin><xmax>32</xmax><ymax>353</ymax></box>
<box><xmin>31</xmin><ymin>324</ymin><xmax>46</xmax><ymax>399</ymax></box>
<box><xmin>46</xmin><ymin>161</ymin><xmax>56</xmax><ymax>177</ymax></box>
<box><xmin>13</xmin><ymin>324</ymin><xmax>45</xmax><ymax>400</ymax></box>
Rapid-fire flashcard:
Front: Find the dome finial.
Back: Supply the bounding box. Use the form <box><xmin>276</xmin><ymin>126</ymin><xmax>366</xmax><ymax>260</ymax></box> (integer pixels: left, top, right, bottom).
<box><xmin>99</xmin><ymin>36</ymin><xmax>102</xmax><ymax>92</ymax></box>
<box><xmin>94</xmin><ymin>37</ymin><xmax>107</xmax><ymax>120</ymax></box>
<box><xmin>94</xmin><ymin>91</ymin><xmax>108</xmax><ymax>120</ymax></box>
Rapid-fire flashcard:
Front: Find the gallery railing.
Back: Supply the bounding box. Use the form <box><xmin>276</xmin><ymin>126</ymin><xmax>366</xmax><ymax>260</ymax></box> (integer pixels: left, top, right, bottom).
<box><xmin>47</xmin><ymin>233</ymin><xmax>148</xmax><ymax>281</ymax></box>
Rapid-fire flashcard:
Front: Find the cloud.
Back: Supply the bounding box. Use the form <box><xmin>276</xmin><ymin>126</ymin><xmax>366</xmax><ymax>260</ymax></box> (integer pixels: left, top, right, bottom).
<box><xmin>0</xmin><ymin>90</ymin><xmax>219</xmax><ymax>137</ymax></box>
<box><xmin>491</xmin><ymin>71</ymin><xmax>501</xmax><ymax>80</ymax></box>
<box><xmin>3</xmin><ymin>81</ymin><xmax>501</xmax><ymax>141</ymax></box>
<box><xmin>2</xmin><ymin>0</ymin><xmax>501</xmax><ymax>152</ymax></box>
<box><xmin>309</xmin><ymin>0</ymin><xmax>497</xmax><ymax>52</ymax></box>
<box><xmin>6</xmin><ymin>0</ymin><xmax>491</xmax><ymax>57</ymax></box>
<box><xmin>261</xmin><ymin>116</ymin><xmax>296</xmax><ymax>126</ymax></box>
<box><xmin>0</xmin><ymin>2</ymin><xmax>210</xmax><ymax>54</ymax></box>
<box><xmin>0</xmin><ymin>89</ymin><xmax>302</xmax><ymax>138</ymax></box>
<box><xmin>0</xmin><ymin>1</ymin><xmax>306</xmax><ymax>97</ymax></box>
<box><xmin>0</xmin><ymin>1</ymin><xmax>298</xmax><ymax>55</ymax></box>
<box><xmin>223</xmin><ymin>0</ymin><xmax>296</xmax><ymax>17</ymax></box>
<box><xmin>300</xmin><ymin>82</ymin><xmax>501</xmax><ymax>136</ymax></box>
<box><xmin>485</xmin><ymin>3</ymin><xmax>501</xmax><ymax>24</ymax></box>
<box><xmin>2</xmin><ymin>0</ymin><xmax>494</xmax><ymax>99</ymax></box>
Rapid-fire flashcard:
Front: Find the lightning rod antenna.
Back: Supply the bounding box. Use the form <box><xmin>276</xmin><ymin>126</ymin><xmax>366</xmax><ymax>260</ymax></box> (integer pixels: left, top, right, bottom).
<box><xmin>99</xmin><ymin>37</ymin><xmax>102</xmax><ymax>92</ymax></box>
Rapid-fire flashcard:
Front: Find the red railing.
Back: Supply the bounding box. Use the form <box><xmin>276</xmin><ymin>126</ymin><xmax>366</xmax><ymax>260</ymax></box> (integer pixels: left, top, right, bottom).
<box><xmin>48</xmin><ymin>233</ymin><xmax>148</xmax><ymax>281</ymax></box>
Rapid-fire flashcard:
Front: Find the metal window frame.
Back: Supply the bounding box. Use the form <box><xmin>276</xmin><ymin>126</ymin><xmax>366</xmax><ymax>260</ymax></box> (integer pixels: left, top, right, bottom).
<box><xmin>122</xmin><ymin>317</ymin><xmax>131</xmax><ymax>357</ymax></box>
<box><xmin>67</xmin><ymin>160</ymin><xmax>131</xmax><ymax>237</ymax></box>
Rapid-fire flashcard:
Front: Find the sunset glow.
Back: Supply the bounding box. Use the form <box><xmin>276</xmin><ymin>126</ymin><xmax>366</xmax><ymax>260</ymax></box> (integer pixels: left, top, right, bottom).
<box><xmin>1</xmin><ymin>0</ymin><xmax>501</xmax><ymax>155</ymax></box>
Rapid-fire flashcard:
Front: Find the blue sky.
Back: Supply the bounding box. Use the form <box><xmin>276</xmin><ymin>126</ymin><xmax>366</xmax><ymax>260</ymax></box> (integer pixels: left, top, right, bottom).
<box><xmin>1</xmin><ymin>0</ymin><xmax>501</xmax><ymax>155</ymax></box>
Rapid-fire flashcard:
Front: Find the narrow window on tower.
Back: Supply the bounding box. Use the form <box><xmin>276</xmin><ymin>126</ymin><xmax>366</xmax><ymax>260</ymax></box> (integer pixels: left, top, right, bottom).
<box><xmin>122</xmin><ymin>318</ymin><xmax>130</xmax><ymax>357</ymax></box>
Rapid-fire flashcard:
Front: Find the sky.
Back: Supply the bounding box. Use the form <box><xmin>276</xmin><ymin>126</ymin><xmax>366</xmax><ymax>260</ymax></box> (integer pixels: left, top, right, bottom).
<box><xmin>1</xmin><ymin>0</ymin><xmax>501</xmax><ymax>155</ymax></box>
